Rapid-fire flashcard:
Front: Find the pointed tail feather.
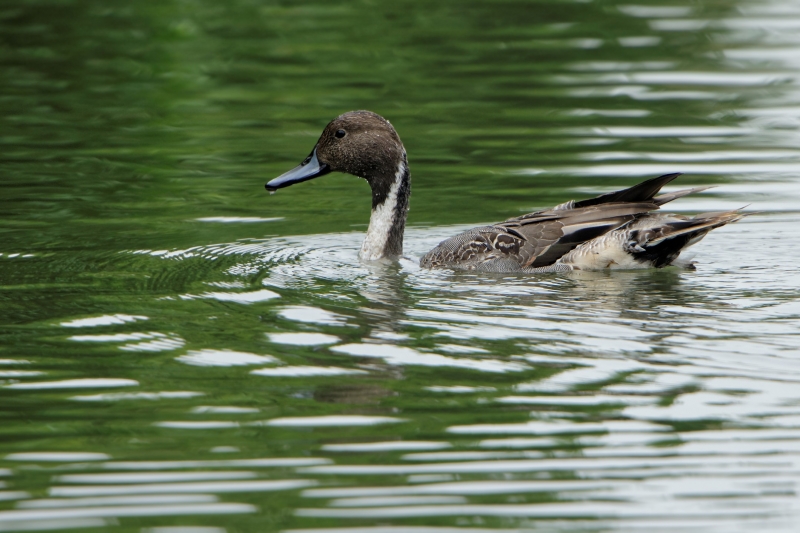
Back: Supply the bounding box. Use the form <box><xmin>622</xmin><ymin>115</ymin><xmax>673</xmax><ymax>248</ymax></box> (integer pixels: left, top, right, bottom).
<box><xmin>573</xmin><ymin>173</ymin><xmax>682</xmax><ymax>209</ymax></box>
<box><xmin>653</xmin><ymin>185</ymin><xmax>716</xmax><ymax>206</ymax></box>
<box><xmin>630</xmin><ymin>209</ymin><xmax>746</xmax><ymax>267</ymax></box>
<box><xmin>647</xmin><ymin>210</ymin><xmax>745</xmax><ymax>246</ymax></box>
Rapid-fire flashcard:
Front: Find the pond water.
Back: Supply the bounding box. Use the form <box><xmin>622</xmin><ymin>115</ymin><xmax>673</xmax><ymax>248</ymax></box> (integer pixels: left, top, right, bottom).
<box><xmin>2</xmin><ymin>0</ymin><xmax>800</xmax><ymax>531</ymax></box>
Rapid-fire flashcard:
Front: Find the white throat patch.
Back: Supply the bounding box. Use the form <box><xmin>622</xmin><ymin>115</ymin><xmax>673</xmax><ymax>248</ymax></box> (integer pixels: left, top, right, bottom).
<box><xmin>359</xmin><ymin>160</ymin><xmax>405</xmax><ymax>261</ymax></box>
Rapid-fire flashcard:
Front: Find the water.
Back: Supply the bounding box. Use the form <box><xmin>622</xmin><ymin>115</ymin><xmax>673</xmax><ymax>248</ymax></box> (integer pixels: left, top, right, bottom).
<box><xmin>2</xmin><ymin>0</ymin><xmax>800</xmax><ymax>531</ymax></box>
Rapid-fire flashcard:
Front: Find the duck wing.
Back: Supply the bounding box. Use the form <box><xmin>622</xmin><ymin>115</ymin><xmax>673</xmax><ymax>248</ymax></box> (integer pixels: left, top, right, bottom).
<box><xmin>420</xmin><ymin>173</ymin><xmax>697</xmax><ymax>272</ymax></box>
<box><xmin>420</xmin><ymin>201</ymin><xmax>663</xmax><ymax>271</ymax></box>
<box><xmin>503</xmin><ymin>202</ymin><xmax>660</xmax><ymax>268</ymax></box>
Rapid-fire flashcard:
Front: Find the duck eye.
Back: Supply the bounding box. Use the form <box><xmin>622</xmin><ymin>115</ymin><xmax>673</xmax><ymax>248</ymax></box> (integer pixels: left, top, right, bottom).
<box><xmin>335</xmin><ymin>129</ymin><xmax>346</xmax><ymax>139</ymax></box>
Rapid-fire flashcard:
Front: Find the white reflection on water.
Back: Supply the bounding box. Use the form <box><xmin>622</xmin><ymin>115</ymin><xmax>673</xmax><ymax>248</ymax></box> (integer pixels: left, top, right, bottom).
<box><xmin>190</xmin><ymin>406</ymin><xmax>259</xmax><ymax>414</ymax></box>
<box><xmin>425</xmin><ymin>385</ymin><xmax>496</xmax><ymax>393</ymax></box>
<box><xmin>495</xmin><ymin>395</ymin><xmax>657</xmax><ymax>406</ymax></box>
<box><xmin>102</xmin><ymin>458</ymin><xmax>330</xmax><ymax>470</ymax></box>
<box><xmin>330</xmin><ymin>344</ymin><xmax>528</xmax><ymax>373</ymax></box>
<box><xmin>322</xmin><ymin>442</ymin><xmax>451</xmax><ymax>453</ymax></box>
<box><xmin>195</xmin><ymin>216</ymin><xmax>283</xmax><ymax>223</ymax></box>
<box><xmin>293</xmin><ymin>502</ymin><xmax>795</xmax><ymax>520</ymax></box>
<box><xmin>329</xmin><ymin>495</ymin><xmax>467</xmax><ymax>507</ymax></box>
<box><xmin>154</xmin><ymin>421</ymin><xmax>241</xmax><ymax>429</ymax></box>
<box><xmin>69</xmin><ymin>391</ymin><xmax>203</xmax><ymax>402</ymax></box>
<box><xmin>176</xmin><ymin>349</ymin><xmax>279</xmax><ymax>367</ymax></box>
<box><xmin>5</xmin><ymin>453</ymin><xmax>109</xmax><ymax>462</ymax></box>
<box><xmin>0</xmin><ymin>370</ymin><xmax>43</xmax><ymax>378</ymax></box>
<box><xmin>401</xmin><ymin>451</ymin><xmax>544</xmax><ymax>462</ymax></box>
<box><xmin>278</xmin><ymin>306</ymin><xmax>351</xmax><ymax>326</ymax></box>
<box><xmin>260</xmin><ymin>416</ymin><xmax>406</xmax><ymax>427</ymax></box>
<box><xmin>4</xmin><ymin>379</ymin><xmax>138</xmax><ymax>390</ymax></box>
<box><xmin>49</xmin><ymin>480</ymin><xmax>317</xmax><ymax>497</ymax></box>
<box><xmin>67</xmin><ymin>331</ymin><xmax>186</xmax><ymax>352</ymax></box>
<box><xmin>179</xmin><ymin>289</ymin><xmax>280</xmax><ymax>304</ymax></box>
<box><xmin>54</xmin><ymin>472</ymin><xmax>257</xmax><ymax>484</ymax></box>
<box><xmin>141</xmin><ymin>526</ymin><xmax>228</xmax><ymax>533</ymax></box>
<box><xmin>60</xmin><ymin>314</ymin><xmax>148</xmax><ymax>328</ymax></box>
<box><xmin>0</xmin><ymin>503</ymin><xmax>255</xmax><ymax>524</ymax></box>
<box><xmin>267</xmin><ymin>333</ymin><xmax>340</xmax><ymax>346</ymax></box>
<box><xmin>251</xmin><ymin>366</ymin><xmax>367</xmax><ymax>377</ymax></box>
<box><xmin>283</xmin><ymin>529</ymin><xmax>585</xmax><ymax>533</ymax></box>
<box><xmin>17</xmin><ymin>494</ymin><xmax>217</xmax><ymax>509</ymax></box>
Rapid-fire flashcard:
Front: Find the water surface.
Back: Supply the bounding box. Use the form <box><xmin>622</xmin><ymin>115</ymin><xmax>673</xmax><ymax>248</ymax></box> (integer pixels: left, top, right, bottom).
<box><xmin>2</xmin><ymin>0</ymin><xmax>800</xmax><ymax>532</ymax></box>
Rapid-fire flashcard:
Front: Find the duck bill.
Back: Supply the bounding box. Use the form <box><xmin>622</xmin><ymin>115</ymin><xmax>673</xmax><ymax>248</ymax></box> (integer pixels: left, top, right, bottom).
<box><xmin>265</xmin><ymin>148</ymin><xmax>331</xmax><ymax>192</ymax></box>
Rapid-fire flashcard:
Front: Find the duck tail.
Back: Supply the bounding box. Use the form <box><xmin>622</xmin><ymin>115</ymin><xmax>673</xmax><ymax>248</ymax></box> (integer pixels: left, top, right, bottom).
<box><xmin>653</xmin><ymin>185</ymin><xmax>716</xmax><ymax>206</ymax></box>
<box><xmin>572</xmin><ymin>173</ymin><xmax>682</xmax><ymax>209</ymax></box>
<box><xmin>629</xmin><ymin>209</ymin><xmax>747</xmax><ymax>267</ymax></box>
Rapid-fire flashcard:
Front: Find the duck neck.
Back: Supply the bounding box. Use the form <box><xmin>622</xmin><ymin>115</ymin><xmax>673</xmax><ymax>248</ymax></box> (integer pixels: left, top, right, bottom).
<box><xmin>360</xmin><ymin>155</ymin><xmax>411</xmax><ymax>261</ymax></box>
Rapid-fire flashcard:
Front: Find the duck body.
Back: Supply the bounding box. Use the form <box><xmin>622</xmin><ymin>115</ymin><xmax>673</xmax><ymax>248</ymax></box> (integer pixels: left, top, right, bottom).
<box><xmin>266</xmin><ymin>111</ymin><xmax>743</xmax><ymax>272</ymax></box>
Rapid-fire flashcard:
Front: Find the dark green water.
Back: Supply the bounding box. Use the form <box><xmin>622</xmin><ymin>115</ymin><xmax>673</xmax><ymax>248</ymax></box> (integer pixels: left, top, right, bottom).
<box><xmin>2</xmin><ymin>0</ymin><xmax>800</xmax><ymax>532</ymax></box>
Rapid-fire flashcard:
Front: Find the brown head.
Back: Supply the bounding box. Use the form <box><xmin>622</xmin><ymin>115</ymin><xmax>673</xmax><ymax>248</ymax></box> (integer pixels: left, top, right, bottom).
<box><xmin>266</xmin><ymin>111</ymin><xmax>408</xmax><ymax>208</ymax></box>
<box><xmin>266</xmin><ymin>111</ymin><xmax>411</xmax><ymax>260</ymax></box>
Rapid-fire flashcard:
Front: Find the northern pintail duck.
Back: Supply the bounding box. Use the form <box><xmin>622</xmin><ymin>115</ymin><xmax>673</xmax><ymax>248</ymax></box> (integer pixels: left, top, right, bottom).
<box><xmin>266</xmin><ymin>110</ymin><xmax>744</xmax><ymax>272</ymax></box>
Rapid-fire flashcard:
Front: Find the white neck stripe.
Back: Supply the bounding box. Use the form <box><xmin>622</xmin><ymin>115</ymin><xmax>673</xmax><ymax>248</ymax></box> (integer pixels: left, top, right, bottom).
<box><xmin>359</xmin><ymin>160</ymin><xmax>406</xmax><ymax>261</ymax></box>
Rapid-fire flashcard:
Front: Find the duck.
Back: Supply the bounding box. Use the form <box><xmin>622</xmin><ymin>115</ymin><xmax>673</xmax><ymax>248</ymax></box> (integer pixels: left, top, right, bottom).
<box><xmin>266</xmin><ymin>110</ymin><xmax>744</xmax><ymax>272</ymax></box>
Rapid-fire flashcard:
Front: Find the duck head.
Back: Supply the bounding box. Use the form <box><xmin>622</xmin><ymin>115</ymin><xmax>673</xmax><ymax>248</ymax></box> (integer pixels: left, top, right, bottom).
<box><xmin>266</xmin><ymin>110</ymin><xmax>411</xmax><ymax>260</ymax></box>
<box><xmin>266</xmin><ymin>111</ymin><xmax>407</xmax><ymax>205</ymax></box>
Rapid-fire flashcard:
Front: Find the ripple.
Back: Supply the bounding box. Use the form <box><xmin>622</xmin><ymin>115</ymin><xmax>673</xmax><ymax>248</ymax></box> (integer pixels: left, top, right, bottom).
<box><xmin>17</xmin><ymin>494</ymin><xmax>216</xmax><ymax>509</ymax></box>
<box><xmin>260</xmin><ymin>416</ymin><xmax>406</xmax><ymax>427</ymax></box>
<box><xmin>555</xmin><ymin>72</ymin><xmax>792</xmax><ymax>86</ymax></box>
<box><xmin>542</xmin><ymin>163</ymin><xmax>800</xmax><ymax>178</ymax></box>
<box><xmin>69</xmin><ymin>332</ymin><xmax>165</xmax><ymax>342</ymax></box>
<box><xmin>251</xmin><ymin>366</ymin><xmax>367</xmax><ymax>377</ymax></box>
<box><xmin>141</xmin><ymin>526</ymin><xmax>228</xmax><ymax>533</ymax></box>
<box><xmin>0</xmin><ymin>503</ymin><xmax>255</xmax><ymax>524</ymax></box>
<box><xmin>618</xmin><ymin>5</ymin><xmax>693</xmax><ymax>18</ymax></box>
<box><xmin>618</xmin><ymin>36</ymin><xmax>662</xmax><ymax>47</ymax></box>
<box><xmin>283</xmin><ymin>529</ymin><xmax>558</xmax><ymax>533</ymax></box>
<box><xmin>330</xmin><ymin>344</ymin><xmax>527</xmax><ymax>373</ymax></box>
<box><xmin>102</xmin><ymin>458</ymin><xmax>330</xmax><ymax>470</ymax></box>
<box><xmin>329</xmin><ymin>495</ymin><xmax>468</xmax><ymax>507</ymax></box>
<box><xmin>424</xmin><ymin>386</ymin><xmax>497</xmax><ymax>393</ymax></box>
<box><xmin>49</xmin><ymin>479</ymin><xmax>317</xmax><ymax>497</ymax></box>
<box><xmin>179</xmin><ymin>289</ymin><xmax>280</xmax><ymax>304</ymax></box>
<box><xmin>0</xmin><ymin>370</ymin><xmax>43</xmax><ymax>378</ymax></box>
<box><xmin>447</xmin><ymin>420</ymin><xmax>667</xmax><ymax>436</ymax></box>
<box><xmin>5</xmin><ymin>452</ymin><xmax>109</xmax><ymax>462</ymax></box>
<box><xmin>55</xmin><ymin>472</ymin><xmax>256</xmax><ymax>484</ymax></box>
<box><xmin>267</xmin><ymin>333</ymin><xmax>340</xmax><ymax>346</ymax></box>
<box><xmin>301</xmin><ymin>479</ymin><xmax>611</xmax><ymax>498</ymax></box>
<box><xmin>4</xmin><ymin>378</ymin><xmax>138</xmax><ymax>390</ymax></box>
<box><xmin>189</xmin><ymin>406</ymin><xmax>259</xmax><ymax>414</ymax></box>
<box><xmin>195</xmin><ymin>217</ymin><xmax>283</xmax><ymax>223</ymax></box>
<box><xmin>495</xmin><ymin>395</ymin><xmax>658</xmax><ymax>406</ymax></box>
<box><xmin>155</xmin><ymin>421</ymin><xmax>241</xmax><ymax>429</ymax></box>
<box><xmin>67</xmin><ymin>332</ymin><xmax>186</xmax><ymax>354</ymax></box>
<box><xmin>402</xmin><ymin>451</ymin><xmax>544</xmax><ymax>462</ymax></box>
<box><xmin>563</xmin><ymin>126</ymin><xmax>756</xmax><ymax>137</ymax></box>
<box><xmin>175</xmin><ymin>349</ymin><xmax>279</xmax><ymax>367</ymax></box>
<box><xmin>293</xmin><ymin>501</ymin><xmax>782</xmax><ymax>519</ymax></box>
<box><xmin>70</xmin><ymin>391</ymin><xmax>203</xmax><ymax>402</ymax></box>
<box><xmin>60</xmin><ymin>314</ymin><xmax>148</xmax><ymax>328</ymax></box>
<box><xmin>277</xmin><ymin>306</ymin><xmax>350</xmax><ymax>326</ymax></box>
<box><xmin>321</xmin><ymin>442</ymin><xmax>451</xmax><ymax>453</ymax></box>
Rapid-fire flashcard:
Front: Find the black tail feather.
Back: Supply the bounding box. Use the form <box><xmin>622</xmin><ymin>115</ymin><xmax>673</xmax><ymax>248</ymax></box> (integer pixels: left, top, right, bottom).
<box><xmin>632</xmin><ymin>231</ymin><xmax>699</xmax><ymax>268</ymax></box>
<box><xmin>573</xmin><ymin>173</ymin><xmax>682</xmax><ymax>209</ymax></box>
